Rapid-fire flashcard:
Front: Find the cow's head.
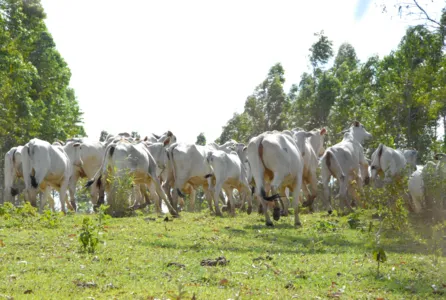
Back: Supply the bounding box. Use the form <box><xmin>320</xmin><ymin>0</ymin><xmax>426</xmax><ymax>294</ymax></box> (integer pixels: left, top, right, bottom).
<box><xmin>157</xmin><ymin>131</ymin><xmax>176</xmax><ymax>146</ymax></box>
<box><xmin>350</xmin><ymin>121</ymin><xmax>372</xmax><ymax>144</ymax></box>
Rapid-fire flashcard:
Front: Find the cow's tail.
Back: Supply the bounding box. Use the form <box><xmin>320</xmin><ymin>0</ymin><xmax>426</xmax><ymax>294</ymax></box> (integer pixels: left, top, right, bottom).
<box><xmin>4</xmin><ymin>148</ymin><xmax>18</xmax><ymax>197</ymax></box>
<box><xmin>20</xmin><ymin>143</ymin><xmax>36</xmax><ymax>190</ymax></box>
<box><xmin>85</xmin><ymin>143</ymin><xmax>115</xmax><ymax>189</ymax></box>
<box><xmin>166</xmin><ymin>143</ymin><xmax>185</xmax><ymax>198</ymax></box>
<box><xmin>250</xmin><ymin>136</ymin><xmax>280</xmax><ymax>202</ymax></box>
<box><xmin>204</xmin><ymin>151</ymin><xmax>215</xmax><ymax>190</ymax></box>
<box><xmin>375</xmin><ymin>143</ymin><xmax>384</xmax><ymax>168</ymax></box>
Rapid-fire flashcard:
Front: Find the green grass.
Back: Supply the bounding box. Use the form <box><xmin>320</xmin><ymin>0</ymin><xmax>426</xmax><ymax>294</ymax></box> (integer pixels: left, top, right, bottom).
<box><xmin>0</xmin><ymin>206</ymin><xmax>445</xmax><ymax>299</ymax></box>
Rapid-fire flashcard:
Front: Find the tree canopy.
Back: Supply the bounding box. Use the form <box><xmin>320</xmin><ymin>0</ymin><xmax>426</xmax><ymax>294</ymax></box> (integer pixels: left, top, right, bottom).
<box><xmin>218</xmin><ymin>9</ymin><xmax>446</xmax><ymax>163</ymax></box>
<box><xmin>0</xmin><ymin>0</ymin><xmax>85</xmax><ymax>199</ymax></box>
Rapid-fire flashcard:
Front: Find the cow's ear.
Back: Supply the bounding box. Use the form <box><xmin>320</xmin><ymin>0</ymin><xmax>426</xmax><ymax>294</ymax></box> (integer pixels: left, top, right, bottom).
<box><xmin>320</xmin><ymin>128</ymin><xmax>327</xmax><ymax>135</ymax></box>
<box><xmin>163</xmin><ymin>137</ymin><xmax>170</xmax><ymax>146</ymax></box>
<box><xmin>243</xmin><ymin>146</ymin><xmax>247</xmax><ymax>152</ymax></box>
<box><xmin>143</xmin><ymin>136</ymin><xmax>148</xmax><ymax>142</ymax></box>
<box><xmin>73</xmin><ymin>143</ymin><xmax>81</xmax><ymax>147</ymax></box>
<box><xmin>353</xmin><ymin>121</ymin><xmax>360</xmax><ymax>127</ymax></box>
<box><xmin>167</xmin><ymin>131</ymin><xmax>173</xmax><ymax>137</ymax></box>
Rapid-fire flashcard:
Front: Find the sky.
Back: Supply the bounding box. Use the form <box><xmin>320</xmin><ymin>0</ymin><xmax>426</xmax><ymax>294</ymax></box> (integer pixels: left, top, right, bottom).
<box><xmin>40</xmin><ymin>0</ymin><xmax>445</xmax><ymax>144</ymax></box>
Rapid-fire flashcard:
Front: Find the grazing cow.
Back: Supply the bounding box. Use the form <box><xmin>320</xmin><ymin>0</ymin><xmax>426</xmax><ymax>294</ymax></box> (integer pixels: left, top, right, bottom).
<box><xmin>247</xmin><ymin>131</ymin><xmax>304</xmax><ymax>227</ymax></box>
<box><xmin>85</xmin><ymin>139</ymin><xmax>178</xmax><ymax>216</ymax></box>
<box><xmin>20</xmin><ymin>138</ymin><xmax>82</xmax><ymax>213</ymax></box>
<box><xmin>370</xmin><ymin>144</ymin><xmax>409</xmax><ymax>184</ymax></box>
<box><xmin>205</xmin><ymin>149</ymin><xmax>253</xmax><ymax>216</ymax></box>
<box><xmin>320</xmin><ymin>121</ymin><xmax>372</xmax><ymax>212</ymax></box>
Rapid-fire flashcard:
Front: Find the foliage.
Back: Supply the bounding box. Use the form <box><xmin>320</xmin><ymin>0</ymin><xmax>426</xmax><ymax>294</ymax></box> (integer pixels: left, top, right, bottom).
<box><xmin>105</xmin><ymin>167</ymin><xmax>135</xmax><ymax>217</ymax></box>
<box><xmin>0</xmin><ymin>0</ymin><xmax>84</xmax><ymax>202</ymax></box>
<box><xmin>218</xmin><ymin>21</ymin><xmax>446</xmax><ymax>164</ymax></box>
<box><xmin>78</xmin><ymin>217</ymin><xmax>100</xmax><ymax>254</ymax></box>
<box><xmin>195</xmin><ymin>132</ymin><xmax>206</xmax><ymax>146</ymax></box>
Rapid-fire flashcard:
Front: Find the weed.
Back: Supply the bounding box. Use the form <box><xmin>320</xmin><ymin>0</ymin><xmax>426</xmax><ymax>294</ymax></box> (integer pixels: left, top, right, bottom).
<box><xmin>79</xmin><ymin>217</ymin><xmax>101</xmax><ymax>254</ymax></box>
<box><xmin>105</xmin><ymin>167</ymin><xmax>135</xmax><ymax>217</ymax></box>
<box><xmin>39</xmin><ymin>209</ymin><xmax>62</xmax><ymax>228</ymax></box>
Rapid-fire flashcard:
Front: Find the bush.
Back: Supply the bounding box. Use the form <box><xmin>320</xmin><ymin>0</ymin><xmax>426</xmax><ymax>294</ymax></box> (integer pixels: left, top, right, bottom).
<box><xmin>105</xmin><ymin>168</ymin><xmax>135</xmax><ymax>217</ymax></box>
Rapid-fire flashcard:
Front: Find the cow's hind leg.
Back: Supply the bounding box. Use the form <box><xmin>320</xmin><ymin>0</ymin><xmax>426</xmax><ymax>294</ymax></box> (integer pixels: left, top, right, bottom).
<box><xmin>269</xmin><ymin>172</ymin><xmax>284</xmax><ymax>222</ymax></box>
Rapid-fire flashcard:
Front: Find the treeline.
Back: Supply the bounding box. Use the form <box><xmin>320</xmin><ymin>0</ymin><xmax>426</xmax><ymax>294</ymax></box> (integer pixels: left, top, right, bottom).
<box><xmin>0</xmin><ymin>1</ymin><xmax>84</xmax><ymax>195</ymax></box>
<box><xmin>218</xmin><ymin>21</ymin><xmax>446</xmax><ymax>163</ymax></box>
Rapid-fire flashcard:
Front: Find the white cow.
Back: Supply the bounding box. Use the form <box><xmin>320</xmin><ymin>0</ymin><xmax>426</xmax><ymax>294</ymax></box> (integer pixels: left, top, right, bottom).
<box><xmin>20</xmin><ymin>138</ymin><xmax>82</xmax><ymax>213</ymax></box>
<box><xmin>292</xmin><ymin>128</ymin><xmax>327</xmax><ymax>211</ymax></box>
<box><xmin>247</xmin><ymin>131</ymin><xmax>305</xmax><ymax>227</ymax></box>
<box><xmin>62</xmin><ymin>138</ymin><xmax>106</xmax><ymax>210</ymax></box>
<box><xmin>165</xmin><ymin>143</ymin><xmax>215</xmax><ymax>213</ymax></box>
<box><xmin>4</xmin><ymin>146</ymin><xmax>25</xmax><ymax>204</ymax></box>
<box><xmin>370</xmin><ymin>144</ymin><xmax>408</xmax><ymax>184</ymax></box>
<box><xmin>139</xmin><ymin>131</ymin><xmax>177</xmax><ymax>147</ymax></box>
<box><xmin>320</xmin><ymin>121</ymin><xmax>372</xmax><ymax>212</ymax></box>
<box><xmin>85</xmin><ymin>139</ymin><xmax>178</xmax><ymax>216</ymax></box>
<box><xmin>207</xmin><ymin>140</ymin><xmax>237</xmax><ymax>153</ymax></box>
<box><xmin>205</xmin><ymin>149</ymin><xmax>253</xmax><ymax>216</ymax></box>
<box><xmin>409</xmin><ymin>153</ymin><xmax>446</xmax><ymax>213</ymax></box>
<box><xmin>402</xmin><ymin>149</ymin><xmax>418</xmax><ymax>174</ymax></box>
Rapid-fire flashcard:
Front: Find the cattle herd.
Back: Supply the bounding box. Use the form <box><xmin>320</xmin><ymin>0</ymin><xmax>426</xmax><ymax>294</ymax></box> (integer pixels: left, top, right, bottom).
<box><xmin>3</xmin><ymin>121</ymin><xmax>446</xmax><ymax>226</ymax></box>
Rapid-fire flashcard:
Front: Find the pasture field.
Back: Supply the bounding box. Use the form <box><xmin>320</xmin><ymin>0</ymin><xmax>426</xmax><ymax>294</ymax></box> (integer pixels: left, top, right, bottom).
<box><xmin>0</xmin><ymin>204</ymin><xmax>445</xmax><ymax>299</ymax></box>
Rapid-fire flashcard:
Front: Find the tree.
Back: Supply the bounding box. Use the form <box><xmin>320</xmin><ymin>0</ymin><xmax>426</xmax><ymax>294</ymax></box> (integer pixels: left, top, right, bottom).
<box><xmin>0</xmin><ymin>0</ymin><xmax>84</xmax><ymax>202</ymax></box>
<box><xmin>309</xmin><ymin>31</ymin><xmax>334</xmax><ymax>71</ymax></box>
<box><xmin>195</xmin><ymin>132</ymin><xmax>206</xmax><ymax>145</ymax></box>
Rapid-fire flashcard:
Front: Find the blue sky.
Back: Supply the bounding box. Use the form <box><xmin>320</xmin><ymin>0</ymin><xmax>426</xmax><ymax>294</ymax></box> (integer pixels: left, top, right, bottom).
<box><xmin>40</xmin><ymin>0</ymin><xmax>443</xmax><ymax>143</ymax></box>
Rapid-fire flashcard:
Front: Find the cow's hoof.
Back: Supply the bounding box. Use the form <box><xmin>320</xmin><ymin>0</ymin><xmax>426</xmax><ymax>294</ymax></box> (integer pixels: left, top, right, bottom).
<box><xmin>247</xmin><ymin>206</ymin><xmax>252</xmax><ymax>215</ymax></box>
<box><xmin>294</xmin><ymin>221</ymin><xmax>302</xmax><ymax>228</ymax></box>
<box><xmin>266</xmin><ymin>221</ymin><xmax>274</xmax><ymax>227</ymax></box>
<box><xmin>216</xmin><ymin>212</ymin><xmax>223</xmax><ymax>217</ymax></box>
<box><xmin>273</xmin><ymin>207</ymin><xmax>281</xmax><ymax>221</ymax></box>
<box><xmin>328</xmin><ymin>209</ymin><xmax>333</xmax><ymax>215</ymax></box>
<box><xmin>280</xmin><ymin>209</ymin><xmax>289</xmax><ymax>217</ymax></box>
<box><xmin>364</xmin><ymin>177</ymin><xmax>370</xmax><ymax>185</ymax></box>
<box><xmin>301</xmin><ymin>200</ymin><xmax>311</xmax><ymax>207</ymax></box>
<box><xmin>258</xmin><ymin>206</ymin><xmax>264</xmax><ymax>214</ymax></box>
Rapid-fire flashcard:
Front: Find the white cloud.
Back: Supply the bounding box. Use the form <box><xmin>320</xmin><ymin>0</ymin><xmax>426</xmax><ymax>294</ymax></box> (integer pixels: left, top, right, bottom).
<box><xmin>40</xmin><ymin>0</ymin><xmax>431</xmax><ymax>144</ymax></box>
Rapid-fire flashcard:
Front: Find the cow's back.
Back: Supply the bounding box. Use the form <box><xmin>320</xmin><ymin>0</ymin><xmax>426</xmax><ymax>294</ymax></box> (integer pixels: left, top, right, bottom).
<box><xmin>327</xmin><ymin>141</ymin><xmax>358</xmax><ymax>175</ymax></box>
<box><xmin>262</xmin><ymin>133</ymin><xmax>301</xmax><ymax>175</ymax></box>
